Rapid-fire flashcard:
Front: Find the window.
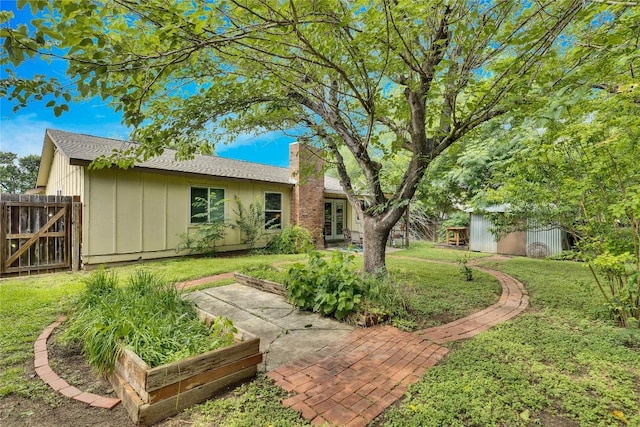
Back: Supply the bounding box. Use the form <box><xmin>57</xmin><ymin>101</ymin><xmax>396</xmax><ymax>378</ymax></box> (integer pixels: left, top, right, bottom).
<box><xmin>190</xmin><ymin>187</ymin><xmax>225</xmax><ymax>223</ymax></box>
<box><xmin>264</xmin><ymin>192</ymin><xmax>282</xmax><ymax>230</ymax></box>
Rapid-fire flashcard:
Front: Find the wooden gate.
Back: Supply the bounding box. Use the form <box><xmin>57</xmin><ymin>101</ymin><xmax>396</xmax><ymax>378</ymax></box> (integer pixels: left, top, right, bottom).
<box><xmin>0</xmin><ymin>194</ymin><xmax>82</xmax><ymax>276</ymax></box>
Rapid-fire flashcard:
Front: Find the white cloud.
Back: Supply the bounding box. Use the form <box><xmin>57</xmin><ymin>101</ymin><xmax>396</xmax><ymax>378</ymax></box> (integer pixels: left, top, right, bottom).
<box><xmin>0</xmin><ymin>113</ymin><xmax>130</xmax><ymax>157</ymax></box>
<box><xmin>0</xmin><ymin>114</ymin><xmax>52</xmax><ymax>157</ymax></box>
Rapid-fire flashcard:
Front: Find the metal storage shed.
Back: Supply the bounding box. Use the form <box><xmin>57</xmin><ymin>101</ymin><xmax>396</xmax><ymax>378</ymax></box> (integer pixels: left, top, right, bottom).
<box><xmin>468</xmin><ymin>205</ymin><xmax>564</xmax><ymax>258</ymax></box>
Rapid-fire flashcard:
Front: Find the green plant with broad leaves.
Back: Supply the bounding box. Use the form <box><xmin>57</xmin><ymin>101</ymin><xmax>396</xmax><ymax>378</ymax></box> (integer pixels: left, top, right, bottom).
<box><xmin>285</xmin><ymin>250</ymin><xmax>365</xmax><ymax>320</ymax></box>
<box><xmin>60</xmin><ymin>269</ymin><xmax>236</xmax><ymax>373</ymax></box>
<box><xmin>177</xmin><ymin>197</ymin><xmax>227</xmax><ymax>255</ymax></box>
<box><xmin>264</xmin><ymin>225</ymin><xmax>314</xmax><ymax>254</ymax></box>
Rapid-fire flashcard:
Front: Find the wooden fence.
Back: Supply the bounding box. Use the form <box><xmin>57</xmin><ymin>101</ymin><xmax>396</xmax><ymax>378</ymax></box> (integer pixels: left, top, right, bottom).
<box><xmin>0</xmin><ymin>194</ymin><xmax>82</xmax><ymax>276</ymax></box>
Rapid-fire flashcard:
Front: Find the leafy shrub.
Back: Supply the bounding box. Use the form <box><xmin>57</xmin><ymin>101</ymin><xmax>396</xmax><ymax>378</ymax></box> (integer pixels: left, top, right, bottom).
<box><xmin>176</xmin><ymin>220</ymin><xmax>227</xmax><ymax>255</ymax></box>
<box><xmin>61</xmin><ymin>269</ymin><xmax>236</xmax><ymax>373</ymax></box>
<box><xmin>177</xmin><ymin>197</ymin><xmax>227</xmax><ymax>255</ymax></box>
<box><xmin>230</xmin><ymin>196</ymin><xmax>278</xmax><ymax>250</ymax></box>
<box><xmin>264</xmin><ymin>225</ymin><xmax>314</xmax><ymax>254</ymax></box>
<box><xmin>285</xmin><ymin>250</ymin><xmax>364</xmax><ymax>319</ymax></box>
<box><xmin>590</xmin><ymin>252</ymin><xmax>639</xmax><ymax>328</ymax></box>
<box><xmin>549</xmin><ymin>249</ymin><xmax>583</xmax><ymax>261</ymax></box>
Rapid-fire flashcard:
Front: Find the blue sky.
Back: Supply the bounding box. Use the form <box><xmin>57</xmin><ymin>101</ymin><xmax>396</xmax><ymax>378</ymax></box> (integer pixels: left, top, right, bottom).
<box><xmin>0</xmin><ymin>1</ymin><xmax>291</xmax><ymax>167</ymax></box>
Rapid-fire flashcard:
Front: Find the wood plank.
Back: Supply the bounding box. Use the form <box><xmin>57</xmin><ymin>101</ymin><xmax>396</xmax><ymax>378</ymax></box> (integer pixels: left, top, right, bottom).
<box><xmin>5</xmin><ymin>207</ymin><xmax>66</xmax><ymax>267</ymax></box>
<box><xmin>6</xmin><ymin>232</ymin><xmax>66</xmax><ymax>239</ymax></box>
<box><xmin>72</xmin><ymin>201</ymin><xmax>81</xmax><ymax>271</ymax></box>
<box><xmin>114</xmin><ymin>348</ymin><xmax>151</xmax><ymax>402</ymax></box>
<box><xmin>0</xmin><ymin>193</ymin><xmax>20</xmax><ymax>202</ymax></box>
<box><xmin>145</xmin><ymin>336</ymin><xmax>260</xmax><ymax>392</ymax></box>
<box><xmin>0</xmin><ymin>202</ymin><xmax>6</xmax><ymax>274</ymax></box>
<box><xmin>138</xmin><ymin>366</ymin><xmax>257</xmax><ymax>427</ymax></box>
<box><xmin>234</xmin><ymin>273</ymin><xmax>286</xmax><ymax>297</ymax></box>
<box><xmin>148</xmin><ymin>353</ymin><xmax>263</xmax><ymax>403</ymax></box>
<box><xmin>1</xmin><ymin>202</ymin><xmax>69</xmax><ymax>207</ymax></box>
<box><xmin>64</xmin><ymin>202</ymin><xmax>71</xmax><ymax>268</ymax></box>
<box><xmin>4</xmin><ymin>263</ymin><xmax>68</xmax><ymax>273</ymax></box>
<box><xmin>107</xmin><ymin>369</ymin><xmax>142</xmax><ymax>425</ymax></box>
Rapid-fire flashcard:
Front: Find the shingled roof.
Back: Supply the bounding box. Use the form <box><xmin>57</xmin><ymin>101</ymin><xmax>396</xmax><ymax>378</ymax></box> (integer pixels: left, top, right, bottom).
<box><xmin>44</xmin><ymin>129</ymin><xmax>295</xmax><ymax>185</ymax></box>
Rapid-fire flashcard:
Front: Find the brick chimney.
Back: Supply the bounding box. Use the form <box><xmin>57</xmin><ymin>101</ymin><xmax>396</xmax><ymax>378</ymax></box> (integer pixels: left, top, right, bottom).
<box><xmin>290</xmin><ymin>142</ymin><xmax>325</xmax><ymax>248</ymax></box>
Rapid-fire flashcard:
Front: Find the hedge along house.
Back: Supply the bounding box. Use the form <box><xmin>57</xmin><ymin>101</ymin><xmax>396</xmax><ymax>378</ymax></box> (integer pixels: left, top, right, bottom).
<box><xmin>468</xmin><ymin>205</ymin><xmax>566</xmax><ymax>258</ymax></box>
<box><xmin>35</xmin><ymin>129</ymin><xmax>362</xmax><ymax>266</ymax></box>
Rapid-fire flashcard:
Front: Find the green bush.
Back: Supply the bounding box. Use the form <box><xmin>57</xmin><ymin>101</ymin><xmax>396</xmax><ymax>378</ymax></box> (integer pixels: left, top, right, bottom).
<box><xmin>285</xmin><ymin>250</ymin><xmax>364</xmax><ymax>319</ymax></box>
<box><xmin>177</xmin><ymin>197</ymin><xmax>227</xmax><ymax>255</ymax></box>
<box><xmin>265</xmin><ymin>225</ymin><xmax>314</xmax><ymax>254</ymax></box>
<box><xmin>61</xmin><ymin>269</ymin><xmax>236</xmax><ymax>373</ymax></box>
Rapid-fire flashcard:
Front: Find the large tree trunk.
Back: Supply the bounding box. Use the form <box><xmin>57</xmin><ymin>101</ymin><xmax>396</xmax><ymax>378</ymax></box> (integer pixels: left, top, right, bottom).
<box><xmin>362</xmin><ymin>215</ymin><xmax>396</xmax><ymax>274</ymax></box>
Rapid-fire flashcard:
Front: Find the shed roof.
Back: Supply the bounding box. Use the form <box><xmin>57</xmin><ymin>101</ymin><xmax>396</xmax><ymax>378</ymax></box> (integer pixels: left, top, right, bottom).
<box><xmin>42</xmin><ymin>129</ymin><xmax>295</xmax><ymax>185</ymax></box>
<box><xmin>465</xmin><ymin>204</ymin><xmax>511</xmax><ymax>213</ymax></box>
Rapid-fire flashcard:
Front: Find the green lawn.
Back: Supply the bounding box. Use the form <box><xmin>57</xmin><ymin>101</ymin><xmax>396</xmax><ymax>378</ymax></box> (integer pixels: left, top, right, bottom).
<box><xmin>1</xmin><ymin>248</ymin><xmax>638</xmax><ymax>427</ymax></box>
<box><xmin>392</xmin><ymin>241</ymin><xmax>492</xmax><ymax>262</ymax></box>
<box><xmin>379</xmin><ymin>257</ymin><xmax>640</xmax><ymax>427</ymax></box>
<box><xmin>386</xmin><ymin>257</ymin><xmax>501</xmax><ymax>330</ymax></box>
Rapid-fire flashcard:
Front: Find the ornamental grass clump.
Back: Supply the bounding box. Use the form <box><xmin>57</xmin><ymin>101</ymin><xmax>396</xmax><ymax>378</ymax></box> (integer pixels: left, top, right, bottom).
<box><xmin>61</xmin><ymin>269</ymin><xmax>236</xmax><ymax>374</ymax></box>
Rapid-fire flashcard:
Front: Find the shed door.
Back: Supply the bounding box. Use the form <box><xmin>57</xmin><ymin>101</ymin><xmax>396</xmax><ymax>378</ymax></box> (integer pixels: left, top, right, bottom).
<box><xmin>469</xmin><ymin>214</ymin><xmax>497</xmax><ymax>253</ymax></box>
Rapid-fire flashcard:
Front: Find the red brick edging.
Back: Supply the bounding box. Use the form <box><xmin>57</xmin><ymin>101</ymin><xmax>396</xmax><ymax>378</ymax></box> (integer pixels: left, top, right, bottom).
<box><xmin>34</xmin><ymin>316</ymin><xmax>121</xmax><ymax>409</ymax></box>
<box><xmin>416</xmin><ymin>266</ymin><xmax>529</xmax><ymax>343</ymax></box>
<box><xmin>175</xmin><ymin>272</ymin><xmax>235</xmax><ymax>290</ymax></box>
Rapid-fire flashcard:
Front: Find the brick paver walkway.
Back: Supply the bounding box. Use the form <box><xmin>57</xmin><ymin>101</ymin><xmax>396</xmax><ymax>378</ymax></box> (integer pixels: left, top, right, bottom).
<box><xmin>268</xmin><ymin>326</ymin><xmax>448</xmax><ymax>427</ymax></box>
<box><xmin>268</xmin><ymin>259</ymin><xmax>528</xmax><ymax>426</ymax></box>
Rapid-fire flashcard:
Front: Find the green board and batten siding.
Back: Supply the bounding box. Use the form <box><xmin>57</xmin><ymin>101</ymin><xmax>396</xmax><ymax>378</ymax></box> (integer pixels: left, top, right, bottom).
<box><xmin>81</xmin><ymin>167</ymin><xmax>290</xmax><ymax>265</ymax></box>
<box><xmin>40</xmin><ymin>135</ymin><xmax>292</xmax><ymax>265</ymax></box>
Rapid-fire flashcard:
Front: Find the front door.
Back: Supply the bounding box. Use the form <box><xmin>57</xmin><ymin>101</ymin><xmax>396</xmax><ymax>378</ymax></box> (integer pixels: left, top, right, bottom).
<box><xmin>324</xmin><ymin>199</ymin><xmax>345</xmax><ymax>241</ymax></box>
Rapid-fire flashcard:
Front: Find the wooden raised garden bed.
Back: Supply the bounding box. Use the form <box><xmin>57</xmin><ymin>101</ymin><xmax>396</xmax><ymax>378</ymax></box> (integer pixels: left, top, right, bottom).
<box><xmin>108</xmin><ymin>308</ymin><xmax>262</xmax><ymax>426</ymax></box>
<box><xmin>234</xmin><ymin>272</ymin><xmax>286</xmax><ymax>297</ymax></box>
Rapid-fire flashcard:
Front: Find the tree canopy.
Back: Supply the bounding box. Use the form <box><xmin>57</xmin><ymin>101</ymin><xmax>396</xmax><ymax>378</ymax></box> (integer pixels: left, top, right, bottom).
<box><xmin>1</xmin><ymin>0</ymin><xmax>636</xmax><ymax>272</ymax></box>
<box><xmin>0</xmin><ymin>152</ymin><xmax>40</xmax><ymax>194</ymax></box>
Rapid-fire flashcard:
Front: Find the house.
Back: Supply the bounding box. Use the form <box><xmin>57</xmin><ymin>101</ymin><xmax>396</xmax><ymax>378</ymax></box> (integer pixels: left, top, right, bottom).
<box><xmin>35</xmin><ymin>129</ymin><xmax>362</xmax><ymax>265</ymax></box>
<box><xmin>468</xmin><ymin>205</ymin><xmax>565</xmax><ymax>258</ymax></box>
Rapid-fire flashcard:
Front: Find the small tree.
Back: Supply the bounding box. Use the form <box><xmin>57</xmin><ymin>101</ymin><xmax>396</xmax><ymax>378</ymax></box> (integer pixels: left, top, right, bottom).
<box><xmin>230</xmin><ymin>196</ymin><xmax>278</xmax><ymax>251</ymax></box>
<box><xmin>176</xmin><ymin>197</ymin><xmax>226</xmax><ymax>255</ymax></box>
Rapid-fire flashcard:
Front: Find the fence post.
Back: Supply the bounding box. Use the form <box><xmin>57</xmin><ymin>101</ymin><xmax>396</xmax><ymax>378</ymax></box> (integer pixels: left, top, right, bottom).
<box><xmin>0</xmin><ymin>201</ymin><xmax>6</xmax><ymax>275</ymax></box>
<box><xmin>72</xmin><ymin>196</ymin><xmax>82</xmax><ymax>272</ymax></box>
